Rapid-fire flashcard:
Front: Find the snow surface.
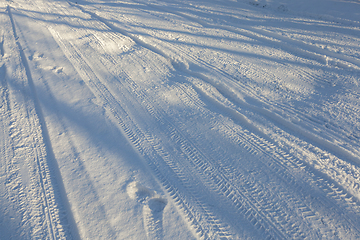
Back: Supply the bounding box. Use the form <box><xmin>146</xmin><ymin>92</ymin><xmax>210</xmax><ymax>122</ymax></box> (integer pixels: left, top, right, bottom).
<box><xmin>1</xmin><ymin>0</ymin><xmax>360</xmax><ymax>239</ymax></box>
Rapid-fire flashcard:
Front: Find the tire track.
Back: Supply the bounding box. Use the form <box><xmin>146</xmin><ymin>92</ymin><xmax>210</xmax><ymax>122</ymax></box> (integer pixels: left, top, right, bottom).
<box><xmin>1</xmin><ymin>56</ymin><xmax>32</xmax><ymax>239</ymax></box>
<box><xmin>161</xmin><ymin>111</ymin><xmax>323</xmax><ymax>239</ymax></box>
<box><xmin>48</xmin><ymin>26</ymin><xmax>179</xmax><ymax>240</ymax></box>
<box><xmin>28</xmin><ymin>32</ymin><xmax>118</xmax><ymax>239</ymax></box>
<box><xmin>48</xmin><ymin>19</ymin><xmax>239</xmax><ymax>239</ymax></box>
<box><xmin>167</xmin><ymin>98</ymin><xmax>359</xmax><ymax>238</ymax></box>
<box><xmin>54</xmin><ymin>3</ymin><xmax>360</xmax><ymax>236</ymax></box>
<box><xmin>210</xmin><ymin>115</ymin><xmax>360</xmax><ymax>234</ymax></box>
<box><xmin>52</xmin><ymin>23</ymin><xmax>298</xmax><ymax>240</ymax></box>
<box><xmin>123</xmin><ymin>0</ymin><xmax>360</xmax><ymax>153</ymax></box>
<box><xmin>52</xmin><ymin>2</ymin><xmax>360</xmax><ymax>239</ymax></box>
<box><xmin>5</xmin><ymin>5</ymin><xmax>72</xmax><ymax>239</ymax></box>
<box><xmin>141</xmin><ymin>14</ymin><xmax>359</xmax><ymax>146</ymax></box>
<box><xmin>107</xmin><ymin>17</ymin><xmax>360</xmax><ymax>239</ymax></box>
<box><xmin>133</xmin><ymin>0</ymin><xmax>360</xmax><ymax>69</ymax></box>
<box><xmin>89</xmin><ymin>35</ymin><xmax>292</xmax><ymax>238</ymax></box>
<box><xmin>128</xmin><ymin>78</ymin><xmax>325</xmax><ymax>239</ymax></box>
<box><xmin>92</xmin><ymin>0</ymin><xmax>360</xmax><ymax>167</ymax></box>
<box><xmin>1</xmin><ymin>11</ymin><xmax>48</xmax><ymax>240</ymax></box>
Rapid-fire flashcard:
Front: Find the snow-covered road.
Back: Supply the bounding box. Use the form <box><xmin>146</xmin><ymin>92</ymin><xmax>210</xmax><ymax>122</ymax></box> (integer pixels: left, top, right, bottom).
<box><xmin>1</xmin><ymin>0</ymin><xmax>360</xmax><ymax>239</ymax></box>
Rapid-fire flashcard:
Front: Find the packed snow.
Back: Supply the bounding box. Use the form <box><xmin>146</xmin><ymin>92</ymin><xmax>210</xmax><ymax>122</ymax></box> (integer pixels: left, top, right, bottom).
<box><xmin>1</xmin><ymin>0</ymin><xmax>360</xmax><ymax>239</ymax></box>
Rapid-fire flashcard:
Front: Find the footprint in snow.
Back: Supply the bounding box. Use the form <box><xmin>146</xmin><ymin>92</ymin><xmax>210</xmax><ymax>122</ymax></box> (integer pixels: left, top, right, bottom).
<box><xmin>42</xmin><ymin>65</ymin><xmax>63</xmax><ymax>73</ymax></box>
<box><xmin>127</xmin><ymin>181</ymin><xmax>167</xmax><ymax>240</ymax></box>
<box><xmin>28</xmin><ymin>52</ymin><xmax>44</xmax><ymax>61</ymax></box>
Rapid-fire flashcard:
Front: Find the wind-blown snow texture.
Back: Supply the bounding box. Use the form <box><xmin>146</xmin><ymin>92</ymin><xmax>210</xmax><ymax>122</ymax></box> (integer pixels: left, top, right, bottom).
<box><xmin>1</xmin><ymin>0</ymin><xmax>360</xmax><ymax>239</ymax></box>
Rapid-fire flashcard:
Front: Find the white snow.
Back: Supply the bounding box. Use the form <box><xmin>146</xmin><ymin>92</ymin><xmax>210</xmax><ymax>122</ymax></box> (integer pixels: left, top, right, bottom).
<box><xmin>1</xmin><ymin>0</ymin><xmax>360</xmax><ymax>239</ymax></box>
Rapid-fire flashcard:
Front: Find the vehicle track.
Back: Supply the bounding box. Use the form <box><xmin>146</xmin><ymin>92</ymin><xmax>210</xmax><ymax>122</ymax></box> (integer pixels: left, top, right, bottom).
<box><xmin>118</xmin><ymin>0</ymin><xmax>360</xmax><ymax>232</ymax></box>
<box><xmin>134</xmin><ymin>0</ymin><xmax>360</xmax><ymax>69</ymax></box>
<box><xmin>1</xmin><ymin>10</ymin><xmax>48</xmax><ymax>240</ymax></box>
<box><xmin>213</xmin><ymin>117</ymin><xmax>360</xmax><ymax>234</ymax></box>
<box><xmin>89</xmin><ymin>0</ymin><xmax>359</xmax><ymax>151</ymax></box>
<box><xmin>67</xmin><ymin>8</ymin><xmax>268</xmax><ymax>239</ymax></box>
<box><xmin>124</xmin><ymin>0</ymin><xmax>360</xmax><ymax>151</ymax></box>
<box><xmin>3</xmin><ymin>5</ymin><xmax>71</xmax><ymax>239</ymax></box>
<box><xmin>1</xmin><ymin>48</ymin><xmax>32</xmax><ymax>239</ymax></box>
<box><xmin>159</xmin><ymin>99</ymin><xmax>360</xmax><ymax>239</ymax></box>
<box><xmin>164</xmin><ymin>38</ymin><xmax>360</xmax><ymax>149</ymax></box>
<box><xmin>2</xmin><ymin>1</ymin><xmax>359</xmax><ymax>239</ymax></box>
<box><xmin>124</xmin><ymin>59</ymin><xmax>360</xmax><ymax>238</ymax></box>
<box><xmin>46</xmin><ymin>9</ymin><xmax>272</xmax><ymax>235</ymax></box>
<box><xmin>175</xmin><ymin>77</ymin><xmax>360</xmax><ymax>233</ymax></box>
<box><xmin>50</xmin><ymin>2</ymin><xmax>360</xmax><ymax>237</ymax></box>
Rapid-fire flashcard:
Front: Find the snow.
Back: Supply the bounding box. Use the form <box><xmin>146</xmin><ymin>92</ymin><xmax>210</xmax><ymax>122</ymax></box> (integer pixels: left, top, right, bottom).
<box><xmin>1</xmin><ymin>0</ymin><xmax>360</xmax><ymax>239</ymax></box>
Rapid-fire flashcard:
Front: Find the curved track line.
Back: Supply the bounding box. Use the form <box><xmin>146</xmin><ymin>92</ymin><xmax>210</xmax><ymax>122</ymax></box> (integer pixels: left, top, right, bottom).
<box><xmin>73</xmin><ymin>2</ymin><xmax>360</xmax><ymax>168</ymax></box>
<box><xmin>121</xmin><ymin>0</ymin><xmax>360</xmax><ymax>156</ymax></box>
<box><xmin>133</xmin><ymin>0</ymin><xmax>360</xmax><ymax>68</ymax></box>
<box><xmin>49</xmin><ymin>2</ymin><xmax>360</xmax><ymax>239</ymax></box>
<box><xmin>49</xmin><ymin>26</ymin><xmax>231</xmax><ymax>239</ymax></box>
<box><xmin>54</xmin><ymin>3</ymin><xmax>360</xmax><ymax>238</ymax></box>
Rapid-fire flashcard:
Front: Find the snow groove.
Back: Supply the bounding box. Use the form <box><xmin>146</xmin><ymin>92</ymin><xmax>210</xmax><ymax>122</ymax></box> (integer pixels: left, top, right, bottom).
<box><xmin>111</xmin><ymin>63</ymin><xmax>296</xmax><ymax>238</ymax></box>
<box><xmin>215</xmin><ymin>117</ymin><xmax>360</xmax><ymax>235</ymax></box>
<box><xmin>0</xmin><ymin>34</ymin><xmax>4</xmax><ymax>57</ymax></box>
<box><xmin>157</xmin><ymin>32</ymin><xmax>359</xmax><ymax>148</ymax></box>
<box><xmin>49</xmin><ymin>27</ymin><xmax>176</xmax><ymax>240</ymax></box>
<box><xmin>134</xmin><ymin>0</ymin><xmax>360</xmax><ymax>69</ymax></box>
<box><xmin>1</xmin><ymin>0</ymin><xmax>359</xmax><ymax>239</ymax></box>
<box><xmin>49</xmin><ymin>24</ymin><xmax>237</xmax><ymax>239</ymax></box>
<box><xmin>113</xmin><ymin>0</ymin><xmax>360</xmax><ymax>167</ymax></box>
<box><xmin>161</xmin><ymin>29</ymin><xmax>360</xmax><ymax>168</ymax></box>
<box><xmin>103</xmin><ymin>58</ymin><xmax>305</xmax><ymax>239</ymax></box>
<box><xmin>165</xmin><ymin>122</ymin><xmax>297</xmax><ymax>239</ymax></box>
<box><xmin>73</xmin><ymin>1</ymin><xmax>360</xmax><ymax>168</ymax></box>
<box><xmin>4</xmin><ymin>6</ymin><xmax>71</xmax><ymax>239</ymax></box>
<box><xmin>161</xmin><ymin>75</ymin><xmax>360</xmax><ymax>238</ymax></box>
<box><xmin>50</xmin><ymin>2</ymin><xmax>360</xmax><ymax>239</ymax></box>
<box><xmin>0</xmin><ymin>58</ymin><xmax>31</xmax><ymax>239</ymax></box>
